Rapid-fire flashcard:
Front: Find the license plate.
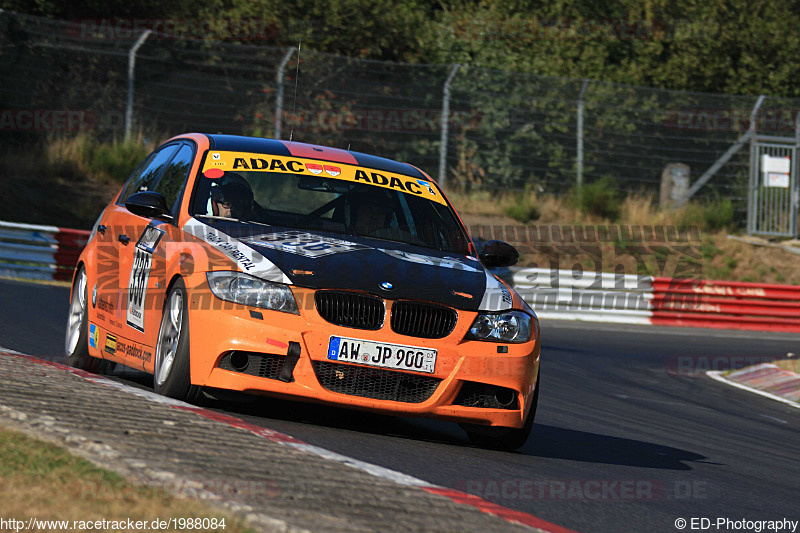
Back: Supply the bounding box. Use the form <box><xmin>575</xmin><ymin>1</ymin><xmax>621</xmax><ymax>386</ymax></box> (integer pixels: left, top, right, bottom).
<box><xmin>327</xmin><ymin>336</ymin><xmax>437</xmax><ymax>373</ymax></box>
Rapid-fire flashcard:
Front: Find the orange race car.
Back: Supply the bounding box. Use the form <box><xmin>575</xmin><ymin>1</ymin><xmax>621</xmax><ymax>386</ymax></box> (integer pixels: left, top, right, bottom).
<box><xmin>65</xmin><ymin>133</ymin><xmax>540</xmax><ymax>450</ymax></box>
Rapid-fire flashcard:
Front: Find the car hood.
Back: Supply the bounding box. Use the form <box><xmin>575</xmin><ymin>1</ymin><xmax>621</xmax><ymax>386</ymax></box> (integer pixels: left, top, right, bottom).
<box><xmin>185</xmin><ymin>218</ymin><xmax>512</xmax><ymax>312</ymax></box>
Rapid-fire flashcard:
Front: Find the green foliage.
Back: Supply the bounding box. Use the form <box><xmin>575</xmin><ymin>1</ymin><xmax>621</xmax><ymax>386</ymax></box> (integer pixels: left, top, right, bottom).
<box><xmin>570</xmin><ymin>176</ymin><xmax>620</xmax><ymax>220</ymax></box>
<box><xmin>86</xmin><ymin>139</ymin><xmax>150</xmax><ymax>183</ymax></box>
<box><xmin>46</xmin><ymin>134</ymin><xmax>151</xmax><ymax>183</ymax></box>
<box><xmin>677</xmin><ymin>198</ymin><xmax>735</xmax><ymax>233</ymax></box>
<box><xmin>702</xmin><ymin>198</ymin><xmax>735</xmax><ymax>233</ymax></box>
<box><xmin>7</xmin><ymin>0</ymin><xmax>800</xmax><ymax>97</ymax></box>
<box><xmin>503</xmin><ymin>190</ymin><xmax>540</xmax><ymax>223</ymax></box>
<box><xmin>701</xmin><ymin>240</ymin><xmax>721</xmax><ymax>260</ymax></box>
<box><xmin>677</xmin><ymin>202</ymin><xmax>705</xmax><ymax>229</ymax></box>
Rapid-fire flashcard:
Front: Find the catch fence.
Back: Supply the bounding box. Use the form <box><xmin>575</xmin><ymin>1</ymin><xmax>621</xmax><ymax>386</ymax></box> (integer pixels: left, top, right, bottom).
<box><xmin>3</xmin><ymin>11</ymin><xmax>800</xmax><ymax>228</ymax></box>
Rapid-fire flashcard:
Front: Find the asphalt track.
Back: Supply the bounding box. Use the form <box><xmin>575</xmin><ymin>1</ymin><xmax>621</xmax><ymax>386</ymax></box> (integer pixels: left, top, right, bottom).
<box><xmin>1</xmin><ymin>278</ymin><xmax>798</xmax><ymax>533</ymax></box>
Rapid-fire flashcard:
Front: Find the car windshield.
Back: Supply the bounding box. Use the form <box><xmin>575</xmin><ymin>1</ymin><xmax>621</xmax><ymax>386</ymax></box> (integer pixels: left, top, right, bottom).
<box><xmin>191</xmin><ymin>153</ymin><xmax>470</xmax><ymax>254</ymax></box>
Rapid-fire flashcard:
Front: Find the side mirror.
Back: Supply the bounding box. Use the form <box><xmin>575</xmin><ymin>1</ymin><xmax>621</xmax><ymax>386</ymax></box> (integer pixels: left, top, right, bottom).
<box><xmin>479</xmin><ymin>240</ymin><xmax>519</xmax><ymax>268</ymax></box>
<box><xmin>125</xmin><ymin>191</ymin><xmax>172</xmax><ymax>221</ymax></box>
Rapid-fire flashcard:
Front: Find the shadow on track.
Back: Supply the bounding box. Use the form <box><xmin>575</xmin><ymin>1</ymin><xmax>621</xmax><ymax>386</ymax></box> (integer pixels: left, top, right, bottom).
<box><xmin>521</xmin><ymin>424</ymin><xmax>715</xmax><ymax>470</ymax></box>
<box><xmin>195</xmin><ymin>392</ymin><xmax>714</xmax><ymax>471</ymax></box>
<box><xmin>99</xmin><ymin>361</ymin><xmax>713</xmax><ymax>472</ymax></box>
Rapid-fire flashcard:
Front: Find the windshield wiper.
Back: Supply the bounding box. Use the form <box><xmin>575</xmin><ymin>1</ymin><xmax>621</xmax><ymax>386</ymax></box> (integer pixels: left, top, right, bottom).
<box><xmin>194</xmin><ymin>214</ymin><xmax>273</xmax><ymax>227</ymax></box>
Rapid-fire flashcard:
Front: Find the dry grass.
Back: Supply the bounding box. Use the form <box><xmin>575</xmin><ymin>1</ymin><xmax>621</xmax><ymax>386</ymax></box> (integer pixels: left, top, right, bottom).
<box><xmin>772</xmin><ymin>358</ymin><xmax>800</xmax><ymax>373</ymax></box>
<box><xmin>0</xmin><ymin>426</ymin><xmax>252</xmax><ymax>532</ymax></box>
<box><xmin>5</xmin><ymin>133</ymin><xmax>800</xmax><ymax>284</ymax></box>
<box><xmin>450</xmin><ymin>190</ymin><xmax>800</xmax><ymax>284</ymax></box>
<box><xmin>44</xmin><ymin>132</ymin><xmax>160</xmax><ymax>184</ymax></box>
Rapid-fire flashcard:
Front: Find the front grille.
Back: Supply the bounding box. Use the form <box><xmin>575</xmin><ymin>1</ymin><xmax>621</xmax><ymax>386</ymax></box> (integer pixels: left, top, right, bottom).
<box><xmin>391</xmin><ymin>300</ymin><xmax>458</xmax><ymax>339</ymax></box>
<box><xmin>312</xmin><ymin>361</ymin><xmax>441</xmax><ymax>403</ymax></box>
<box><xmin>453</xmin><ymin>382</ymin><xmax>519</xmax><ymax>410</ymax></box>
<box><xmin>315</xmin><ymin>291</ymin><xmax>384</xmax><ymax>330</ymax></box>
<box><xmin>218</xmin><ymin>352</ymin><xmax>287</xmax><ymax>380</ymax></box>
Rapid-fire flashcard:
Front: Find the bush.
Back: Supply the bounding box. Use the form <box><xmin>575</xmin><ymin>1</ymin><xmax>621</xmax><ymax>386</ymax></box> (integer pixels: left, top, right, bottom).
<box><xmin>87</xmin><ymin>140</ymin><xmax>151</xmax><ymax>183</ymax></box>
<box><xmin>676</xmin><ymin>202</ymin><xmax>705</xmax><ymax>228</ymax></box>
<box><xmin>503</xmin><ymin>190</ymin><xmax>540</xmax><ymax>223</ymax></box>
<box><xmin>45</xmin><ymin>134</ymin><xmax>153</xmax><ymax>183</ymax></box>
<box><xmin>702</xmin><ymin>198</ymin><xmax>735</xmax><ymax>232</ymax></box>
<box><xmin>571</xmin><ymin>176</ymin><xmax>621</xmax><ymax>220</ymax></box>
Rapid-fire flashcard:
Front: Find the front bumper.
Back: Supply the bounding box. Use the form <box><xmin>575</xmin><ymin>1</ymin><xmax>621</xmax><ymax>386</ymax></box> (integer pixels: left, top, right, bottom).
<box><xmin>185</xmin><ymin>281</ymin><xmax>540</xmax><ymax>428</ymax></box>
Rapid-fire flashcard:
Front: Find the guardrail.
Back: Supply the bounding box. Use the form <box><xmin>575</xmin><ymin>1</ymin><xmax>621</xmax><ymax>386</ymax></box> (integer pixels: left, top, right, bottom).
<box><xmin>500</xmin><ymin>267</ymin><xmax>800</xmax><ymax>333</ymax></box>
<box><xmin>2</xmin><ymin>220</ymin><xmax>800</xmax><ymax>333</ymax></box>
<box><xmin>497</xmin><ymin>267</ymin><xmax>653</xmax><ymax>325</ymax></box>
<box><xmin>651</xmin><ymin>278</ymin><xmax>800</xmax><ymax>332</ymax></box>
<box><xmin>0</xmin><ymin>221</ymin><xmax>89</xmax><ymax>282</ymax></box>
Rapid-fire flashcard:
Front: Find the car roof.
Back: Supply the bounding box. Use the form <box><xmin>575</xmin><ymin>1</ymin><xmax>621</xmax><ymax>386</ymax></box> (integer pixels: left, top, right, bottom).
<box><xmin>204</xmin><ymin>134</ymin><xmax>428</xmax><ymax>180</ymax></box>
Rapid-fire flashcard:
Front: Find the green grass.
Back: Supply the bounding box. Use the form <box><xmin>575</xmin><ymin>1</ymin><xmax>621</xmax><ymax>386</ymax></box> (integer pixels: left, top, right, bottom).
<box><xmin>0</xmin><ymin>425</ymin><xmax>252</xmax><ymax>531</ymax></box>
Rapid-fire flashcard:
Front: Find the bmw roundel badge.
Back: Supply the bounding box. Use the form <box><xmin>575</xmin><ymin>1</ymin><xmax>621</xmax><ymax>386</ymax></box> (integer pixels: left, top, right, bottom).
<box><xmin>380</xmin><ymin>281</ymin><xmax>393</xmax><ymax>291</ymax></box>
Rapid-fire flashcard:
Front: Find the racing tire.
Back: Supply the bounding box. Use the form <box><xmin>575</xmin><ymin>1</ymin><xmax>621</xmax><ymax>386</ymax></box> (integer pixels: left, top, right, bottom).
<box><xmin>65</xmin><ymin>266</ymin><xmax>102</xmax><ymax>372</ymax></box>
<box><xmin>461</xmin><ymin>368</ymin><xmax>540</xmax><ymax>451</ymax></box>
<box><xmin>153</xmin><ymin>279</ymin><xmax>202</xmax><ymax>402</ymax></box>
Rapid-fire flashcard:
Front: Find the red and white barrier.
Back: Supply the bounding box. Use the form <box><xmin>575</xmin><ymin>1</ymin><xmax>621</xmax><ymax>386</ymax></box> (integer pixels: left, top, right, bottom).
<box><xmin>504</xmin><ymin>267</ymin><xmax>800</xmax><ymax>333</ymax></box>
<box><xmin>651</xmin><ymin>278</ymin><xmax>800</xmax><ymax>332</ymax></box>
<box><xmin>0</xmin><ymin>221</ymin><xmax>90</xmax><ymax>282</ymax></box>
<box><xmin>2</xmin><ymin>220</ymin><xmax>799</xmax><ymax>333</ymax></box>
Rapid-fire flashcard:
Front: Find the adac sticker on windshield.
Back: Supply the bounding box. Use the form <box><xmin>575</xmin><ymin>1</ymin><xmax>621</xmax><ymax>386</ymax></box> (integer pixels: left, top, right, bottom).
<box><xmin>201</xmin><ymin>151</ymin><xmax>446</xmax><ymax>205</ymax></box>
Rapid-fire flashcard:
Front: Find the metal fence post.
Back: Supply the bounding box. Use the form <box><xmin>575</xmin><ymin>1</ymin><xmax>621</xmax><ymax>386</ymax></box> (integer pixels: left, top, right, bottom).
<box><xmin>576</xmin><ymin>79</ymin><xmax>590</xmax><ymax>199</ymax></box>
<box><xmin>677</xmin><ymin>95</ymin><xmax>765</xmax><ymax>207</ymax></box>
<box><xmin>125</xmin><ymin>30</ymin><xmax>151</xmax><ymax>141</ymax></box>
<box><xmin>794</xmin><ymin>109</ymin><xmax>800</xmax><ymax>237</ymax></box>
<box><xmin>274</xmin><ymin>48</ymin><xmax>297</xmax><ymax>140</ymax></box>
<box><xmin>438</xmin><ymin>64</ymin><xmax>461</xmax><ymax>188</ymax></box>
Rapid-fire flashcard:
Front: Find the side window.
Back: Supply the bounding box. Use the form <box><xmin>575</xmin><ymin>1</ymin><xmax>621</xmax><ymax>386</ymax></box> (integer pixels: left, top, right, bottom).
<box><xmin>117</xmin><ymin>153</ymin><xmax>155</xmax><ymax>204</ymax></box>
<box><xmin>154</xmin><ymin>143</ymin><xmax>194</xmax><ymax>215</ymax></box>
<box><xmin>117</xmin><ymin>144</ymin><xmax>181</xmax><ymax>204</ymax></box>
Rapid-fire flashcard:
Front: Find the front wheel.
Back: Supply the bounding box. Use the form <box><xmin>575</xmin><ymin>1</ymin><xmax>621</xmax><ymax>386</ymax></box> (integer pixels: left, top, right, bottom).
<box><xmin>65</xmin><ymin>266</ymin><xmax>102</xmax><ymax>372</ymax></box>
<box><xmin>461</xmin><ymin>368</ymin><xmax>540</xmax><ymax>451</ymax></box>
<box><xmin>153</xmin><ymin>279</ymin><xmax>202</xmax><ymax>402</ymax></box>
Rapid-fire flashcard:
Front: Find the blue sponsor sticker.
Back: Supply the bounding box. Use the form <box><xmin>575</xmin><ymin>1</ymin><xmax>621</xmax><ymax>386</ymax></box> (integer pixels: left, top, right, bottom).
<box><xmin>88</xmin><ymin>323</ymin><xmax>98</xmax><ymax>349</ymax></box>
<box><xmin>328</xmin><ymin>337</ymin><xmax>341</xmax><ymax>360</ymax></box>
<box><xmin>417</xmin><ymin>180</ymin><xmax>436</xmax><ymax>194</ymax></box>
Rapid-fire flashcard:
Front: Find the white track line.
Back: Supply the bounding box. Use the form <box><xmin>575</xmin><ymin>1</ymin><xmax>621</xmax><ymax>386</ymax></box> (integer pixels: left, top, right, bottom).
<box><xmin>707</xmin><ymin>371</ymin><xmax>800</xmax><ymax>409</ymax></box>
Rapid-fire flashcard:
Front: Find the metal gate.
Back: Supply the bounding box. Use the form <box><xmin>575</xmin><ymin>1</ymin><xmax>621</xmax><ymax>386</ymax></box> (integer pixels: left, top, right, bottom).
<box><xmin>748</xmin><ymin>139</ymin><xmax>799</xmax><ymax>237</ymax></box>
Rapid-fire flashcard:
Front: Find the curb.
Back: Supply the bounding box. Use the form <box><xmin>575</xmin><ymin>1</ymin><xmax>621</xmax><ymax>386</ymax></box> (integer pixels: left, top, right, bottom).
<box><xmin>707</xmin><ymin>363</ymin><xmax>800</xmax><ymax>408</ymax></box>
<box><xmin>0</xmin><ymin>349</ymin><xmax>575</xmax><ymax>533</ymax></box>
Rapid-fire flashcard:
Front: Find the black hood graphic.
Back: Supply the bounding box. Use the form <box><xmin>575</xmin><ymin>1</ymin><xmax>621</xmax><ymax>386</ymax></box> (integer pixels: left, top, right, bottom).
<box><xmin>213</xmin><ymin>224</ymin><xmax>488</xmax><ymax>311</ymax></box>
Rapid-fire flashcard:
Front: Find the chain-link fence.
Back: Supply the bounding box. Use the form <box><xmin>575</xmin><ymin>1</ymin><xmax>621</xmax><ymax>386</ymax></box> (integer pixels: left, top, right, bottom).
<box><xmin>3</xmin><ymin>11</ymin><xmax>800</xmax><ymax>217</ymax></box>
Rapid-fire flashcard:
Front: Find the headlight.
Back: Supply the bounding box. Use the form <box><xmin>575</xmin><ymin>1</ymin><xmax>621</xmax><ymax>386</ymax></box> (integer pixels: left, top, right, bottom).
<box><xmin>206</xmin><ymin>272</ymin><xmax>299</xmax><ymax>314</ymax></box>
<box><xmin>466</xmin><ymin>310</ymin><xmax>532</xmax><ymax>343</ymax></box>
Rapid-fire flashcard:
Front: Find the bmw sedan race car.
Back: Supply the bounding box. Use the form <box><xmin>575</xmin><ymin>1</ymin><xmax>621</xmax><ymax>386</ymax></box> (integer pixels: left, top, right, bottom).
<box><xmin>65</xmin><ymin>133</ymin><xmax>540</xmax><ymax>450</ymax></box>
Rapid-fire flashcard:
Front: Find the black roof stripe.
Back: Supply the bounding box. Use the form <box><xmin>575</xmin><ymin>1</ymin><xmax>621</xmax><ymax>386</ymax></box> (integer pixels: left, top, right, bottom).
<box><xmin>207</xmin><ymin>134</ymin><xmax>293</xmax><ymax>156</ymax></box>
<box><xmin>350</xmin><ymin>151</ymin><xmax>425</xmax><ymax>179</ymax></box>
<box><xmin>205</xmin><ymin>134</ymin><xmax>425</xmax><ymax>178</ymax></box>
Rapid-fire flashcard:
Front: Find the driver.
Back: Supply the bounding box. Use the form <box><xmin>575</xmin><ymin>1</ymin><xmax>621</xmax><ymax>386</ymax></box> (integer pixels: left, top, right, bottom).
<box><xmin>211</xmin><ymin>177</ymin><xmax>253</xmax><ymax>220</ymax></box>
